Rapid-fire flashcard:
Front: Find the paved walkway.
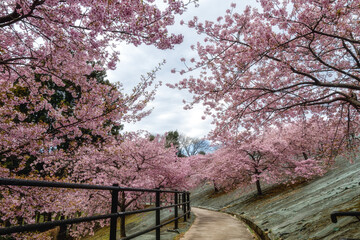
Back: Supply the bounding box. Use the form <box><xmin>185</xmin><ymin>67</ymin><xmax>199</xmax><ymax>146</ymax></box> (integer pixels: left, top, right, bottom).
<box><xmin>180</xmin><ymin>208</ymin><xmax>254</xmax><ymax>240</ymax></box>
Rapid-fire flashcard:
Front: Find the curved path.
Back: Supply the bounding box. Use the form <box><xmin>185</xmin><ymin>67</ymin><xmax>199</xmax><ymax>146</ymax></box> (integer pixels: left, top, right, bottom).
<box><xmin>181</xmin><ymin>207</ymin><xmax>254</xmax><ymax>240</ymax></box>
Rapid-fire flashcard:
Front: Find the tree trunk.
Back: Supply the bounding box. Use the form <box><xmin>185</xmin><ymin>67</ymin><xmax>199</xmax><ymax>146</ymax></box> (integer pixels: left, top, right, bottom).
<box><xmin>35</xmin><ymin>211</ymin><xmax>40</xmax><ymax>223</ymax></box>
<box><xmin>256</xmin><ymin>179</ymin><xmax>262</xmax><ymax>195</ymax></box>
<box><xmin>254</xmin><ymin>167</ymin><xmax>263</xmax><ymax>195</ymax></box>
<box><xmin>47</xmin><ymin>212</ymin><xmax>52</xmax><ymax>222</ymax></box>
<box><xmin>16</xmin><ymin>216</ymin><xmax>23</xmax><ymax>225</ymax></box>
<box><xmin>212</xmin><ymin>180</ymin><xmax>219</xmax><ymax>193</ymax></box>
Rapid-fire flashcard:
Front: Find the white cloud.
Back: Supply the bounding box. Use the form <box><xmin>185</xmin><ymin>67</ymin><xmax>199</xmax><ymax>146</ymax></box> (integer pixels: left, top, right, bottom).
<box><xmin>108</xmin><ymin>0</ymin><xmax>258</xmax><ymax>138</ymax></box>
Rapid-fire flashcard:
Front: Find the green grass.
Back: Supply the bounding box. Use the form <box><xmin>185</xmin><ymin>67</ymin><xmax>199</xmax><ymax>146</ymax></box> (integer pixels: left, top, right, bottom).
<box><xmin>81</xmin><ymin>212</ymin><xmax>151</xmax><ymax>240</ymax></box>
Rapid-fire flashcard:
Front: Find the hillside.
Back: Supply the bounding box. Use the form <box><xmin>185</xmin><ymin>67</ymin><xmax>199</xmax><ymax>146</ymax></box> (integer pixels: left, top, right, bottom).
<box><xmin>82</xmin><ymin>157</ymin><xmax>359</xmax><ymax>240</ymax></box>
<box><xmin>190</xmin><ymin>158</ymin><xmax>360</xmax><ymax>240</ymax></box>
<box><xmin>82</xmin><ymin>205</ymin><xmax>194</xmax><ymax>240</ymax></box>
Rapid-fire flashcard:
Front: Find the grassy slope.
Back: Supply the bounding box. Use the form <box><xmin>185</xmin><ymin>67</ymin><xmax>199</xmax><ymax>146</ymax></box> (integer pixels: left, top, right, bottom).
<box><xmin>81</xmin><ymin>213</ymin><xmax>151</xmax><ymax>240</ymax></box>
<box><xmin>190</xmin><ymin>158</ymin><xmax>360</xmax><ymax>240</ymax></box>
<box><xmin>81</xmin><ymin>207</ymin><xmax>194</xmax><ymax>240</ymax></box>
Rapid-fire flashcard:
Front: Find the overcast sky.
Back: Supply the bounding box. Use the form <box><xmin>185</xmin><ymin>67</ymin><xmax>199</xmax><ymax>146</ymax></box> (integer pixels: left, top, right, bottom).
<box><xmin>108</xmin><ymin>0</ymin><xmax>258</xmax><ymax>138</ymax></box>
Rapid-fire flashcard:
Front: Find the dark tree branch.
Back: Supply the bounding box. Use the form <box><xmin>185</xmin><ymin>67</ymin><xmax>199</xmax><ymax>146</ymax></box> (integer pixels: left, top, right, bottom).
<box><xmin>0</xmin><ymin>1</ymin><xmax>45</xmax><ymax>28</ymax></box>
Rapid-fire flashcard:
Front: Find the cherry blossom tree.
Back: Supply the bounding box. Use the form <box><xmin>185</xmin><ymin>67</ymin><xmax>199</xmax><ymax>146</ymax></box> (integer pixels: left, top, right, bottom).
<box><xmin>194</xmin><ymin>120</ymin><xmax>335</xmax><ymax>195</ymax></box>
<box><xmin>178</xmin><ymin>134</ymin><xmax>212</xmax><ymax>156</ymax></box>
<box><xmin>171</xmin><ymin>0</ymin><xmax>360</xmax><ymax>144</ymax></box>
<box><xmin>0</xmin><ymin>0</ymin><xmax>195</xmax><ymax>179</ymax></box>
<box><xmin>73</xmin><ymin>133</ymin><xmax>191</xmax><ymax>191</ymax></box>
<box><xmin>0</xmin><ymin>0</ymin><xmax>196</xmax><ymax>238</ymax></box>
<box><xmin>0</xmin><ymin>133</ymin><xmax>192</xmax><ymax>239</ymax></box>
<box><xmin>69</xmin><ymin>133</ymin><xmax>191</xmax><ymax>238</ymax></box>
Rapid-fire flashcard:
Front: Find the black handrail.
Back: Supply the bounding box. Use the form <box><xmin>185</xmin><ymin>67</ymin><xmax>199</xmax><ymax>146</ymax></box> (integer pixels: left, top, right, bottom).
<box><xmin>0</xmin><ymin>177</ymin><xmax>191</xmax><ymax>240</ymax></box>
<box><xmin>0</xmin><ymin>177</ymin><xmax>185</xmax><ymax>193</ymax></box>
<box><xmin>331</xmin><ymin>211</ymin><xmax>360</xmax><ymax>223</ymax></box>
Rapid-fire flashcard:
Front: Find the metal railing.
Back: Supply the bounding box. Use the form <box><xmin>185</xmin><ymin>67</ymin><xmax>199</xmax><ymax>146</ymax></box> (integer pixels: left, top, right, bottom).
<box><xmin>331</xmin><ymin>211</ymin><xmax>360</xmax><ymax>240</ymax></box>
<box><xmin>331</xmin><ymin>211</ymin><xmax>360</xmax><ymax>223</ymax></box>
<box><xmin>0</xmin><ymin>178</ymin><xmax>191</xmax><ymax>240</ymax></box>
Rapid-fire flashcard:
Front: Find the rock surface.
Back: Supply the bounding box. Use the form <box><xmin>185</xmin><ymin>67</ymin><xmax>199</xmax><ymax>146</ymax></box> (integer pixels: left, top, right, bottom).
<box><xmin>190</xmin><ymin>158</ymin><xmax>360</xmax><ymax>240</ymax></box>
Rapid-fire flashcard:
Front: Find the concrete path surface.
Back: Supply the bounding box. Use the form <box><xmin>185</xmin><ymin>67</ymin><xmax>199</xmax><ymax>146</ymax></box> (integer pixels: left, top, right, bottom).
<box><xmin>180</xmin><ymin>207</ymin><xmax>254</xmax><ymax>240</ymax></box>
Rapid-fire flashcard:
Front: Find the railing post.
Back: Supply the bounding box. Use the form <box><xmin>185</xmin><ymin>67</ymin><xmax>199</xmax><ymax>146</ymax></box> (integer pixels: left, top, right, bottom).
<box><xmin>174</xmin><ymin>192</ymin><xmax>178</xmax><ymax>229</ymax></box>
<box><xmin>156</xmin><ymin>190</ymin><xmax>161</xmax><ymax>240</ymax></box>
<box><xmin>58</xmin><ymin>215</ymin><xmax>67</xmax><ymax>239</ymax></box>
<box><xmin>110</xmin><ymin>184</ymin><xmax>119</xmax><ymax>240</ymax></box>
<box><xmin>187</xmin><ymin>192</ymin><xmax>191</xmax><ymax>219</ymax></box>
<box><xmin>120</xmin><ymin>191</ymin><xmax>126</xmax><ymax>238</ymax></box>
<box><xmin>0</xmin><ymin>179</ymin><xmax>191</xmax><ymax>239</ymax></box>
<box><xmin>182</xmin><ymin>192</ymin><xmax>187</xmax><ymax>222</ymax></box>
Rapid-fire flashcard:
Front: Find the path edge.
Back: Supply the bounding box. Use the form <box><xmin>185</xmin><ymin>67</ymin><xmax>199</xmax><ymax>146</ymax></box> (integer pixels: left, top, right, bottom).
<box><xmin>233</xmin><ymin>214</ymin><xmax>271</xmax><ymax>240</ymax></box>
<box><xmin>196</xmin><ymin>206</ymin><xmax>271</xmax><ymax>240</ymax></box>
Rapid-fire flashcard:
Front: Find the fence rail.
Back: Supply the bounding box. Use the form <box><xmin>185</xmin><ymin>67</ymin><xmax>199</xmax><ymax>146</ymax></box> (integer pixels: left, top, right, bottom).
<box><xmin>0</xmin><ymin>177</ymin><xmax>191</xmax><ymax>240</ymax></box>
<box><xmin>331</xmin><ymin>211</ymin><xmax>360</xmax><ymax>223</ymax></box>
